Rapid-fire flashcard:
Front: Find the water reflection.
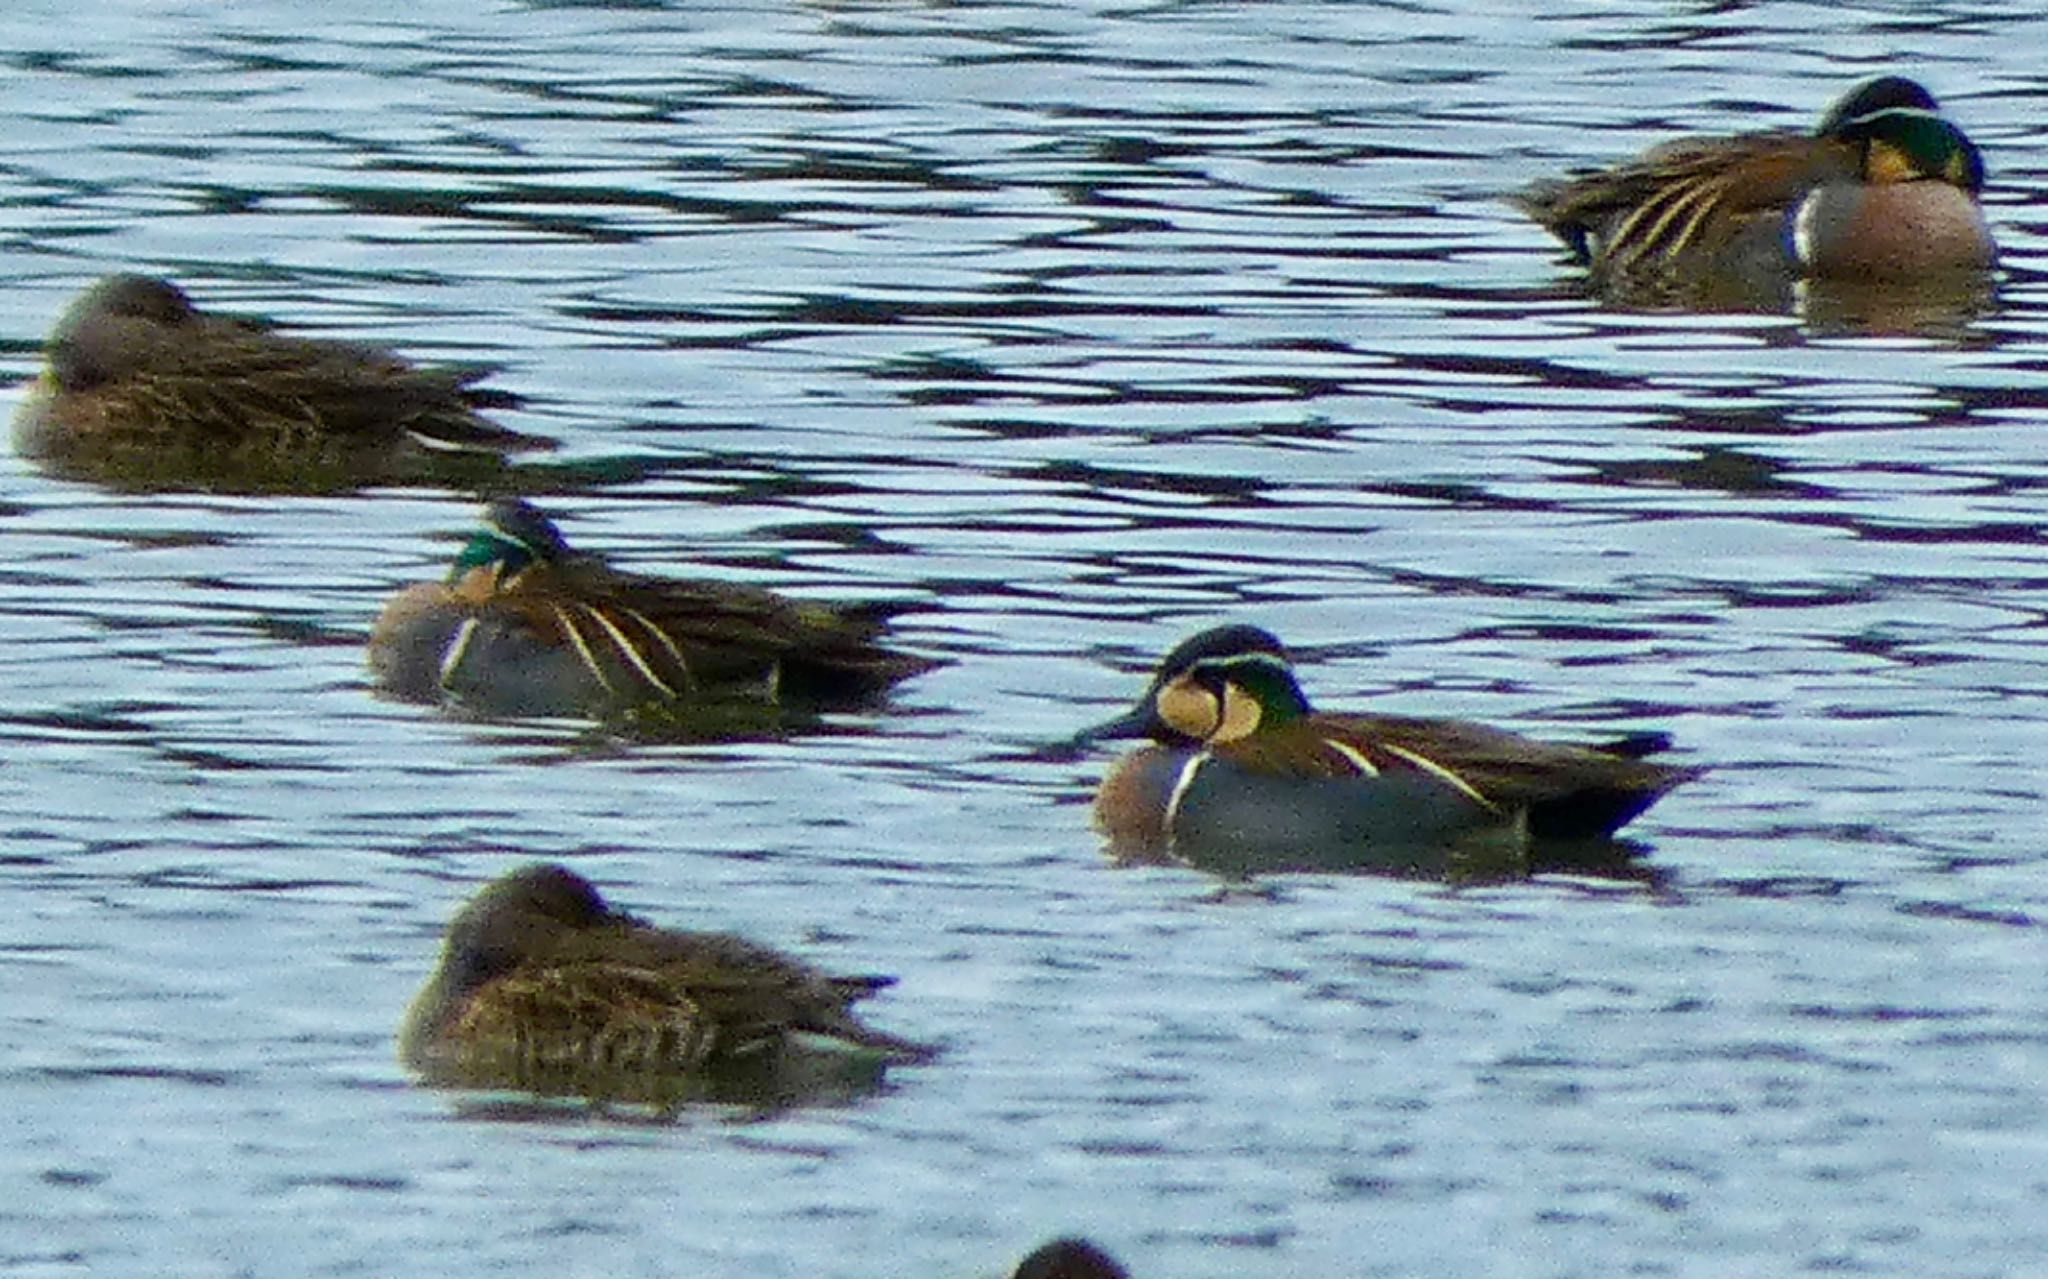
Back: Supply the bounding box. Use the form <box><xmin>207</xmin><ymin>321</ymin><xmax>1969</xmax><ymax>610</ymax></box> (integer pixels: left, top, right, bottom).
<box><xmin>1532</xmin><ymin>266</ymin><xmax>2000</xmax><ymax>337</ymax></box>
<box><xmin>3</xmin><ymin>1</ymin><xmax>2047</xmax><ymax>1276</ymax></box>
<box><xmin>415</xmin><ymin>1043</ymin><xmax>905</xmax><ymax>1120</ymax></box>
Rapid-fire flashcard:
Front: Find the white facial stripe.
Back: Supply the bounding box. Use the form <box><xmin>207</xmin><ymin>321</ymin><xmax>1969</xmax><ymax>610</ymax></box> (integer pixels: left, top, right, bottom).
<box><xmin>1842</xmin><ymin>105</ymin><xmax>1940</xmax><ymax>129</ymax></box>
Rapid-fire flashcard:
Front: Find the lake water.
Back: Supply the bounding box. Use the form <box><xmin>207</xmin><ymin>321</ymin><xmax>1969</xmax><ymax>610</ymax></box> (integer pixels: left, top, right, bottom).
<box><xmin>2</xmin><ymin>2</ymin><xmax>2046</xmax><ymax>1276</ymax></box>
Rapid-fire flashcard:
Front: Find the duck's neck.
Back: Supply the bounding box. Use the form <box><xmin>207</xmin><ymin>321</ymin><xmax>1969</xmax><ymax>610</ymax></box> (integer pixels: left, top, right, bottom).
<box><xmin>1230</xmin><ymin>659</ymin><xmax>1313</xmax><ymax>728</ymax></box>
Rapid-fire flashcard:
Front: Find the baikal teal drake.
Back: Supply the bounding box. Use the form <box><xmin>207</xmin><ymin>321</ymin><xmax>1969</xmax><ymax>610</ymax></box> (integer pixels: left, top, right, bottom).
<box><xmin>1075</xmin><ymin>625</ymin><xmax>1701</xmax><ymax>879</ymax></box>
<box><xmin>1517</xmin><ymin>76</ymin><xmax>1994</xmax><ymax>306</ymax></box>
<box><xmin>1011</xmin><ymin>1238</ymin><xmax>1130</xmax><ymax>1279</ymax></box>
<box><xmin>369</xmin><ymin>498</ymin><xmax>939</xmax><ymax>724</ymax></box>
<box><xmin>400</xmin><ymin>863</ymin><xmax>935</xmax><ymax>1107</ymax></box>
<box><xmin>13</xmin><ymin>273</ymin><xmax>552</xmax><ymax>491</ymax></box>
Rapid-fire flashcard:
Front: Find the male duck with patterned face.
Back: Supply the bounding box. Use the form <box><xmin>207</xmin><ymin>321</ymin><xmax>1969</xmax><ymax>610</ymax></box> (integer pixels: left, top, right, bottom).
<box><xmin>1519</xmin><ymin>75</ymin><xmax>1994</xmax><ymax>295</ymax></box>
<box><xmin>1077</xmin><ymin>625</ymin><xmax>1700</xmax><ymax>875</ymax></box>
<box><xmin>370</xmin><ymin>498</ymin><xmax>939</xmax><ymax>722</ymax></box>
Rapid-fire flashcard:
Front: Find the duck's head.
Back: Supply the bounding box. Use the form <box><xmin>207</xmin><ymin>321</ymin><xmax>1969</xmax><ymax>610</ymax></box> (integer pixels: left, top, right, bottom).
<box><xmin>46</xmin><ymin>274</ymin><xmax>202</xmax><ymax>391</ymax></box>
<box><xmin>1011</xmin><ymin>1237</ymin><xmax>1131</xmax><ymax>1279</ymax></box>
<box><xmin>1074</xmin><ymin>623</ymin><xmax>1313</xmax><ymax>748</ymax></box>
<box><xmin>433</xmin><ymin>862</ymin><xmax>613</xmax><ymax>999</ymax></box>
<box><xmin>1819</xmin><ymin>75</ymin><xmax>1984</xmax><ymax>193</ymax></box>
<box><xmin>449</xmin><ymin>498</ymin><xmax>574</xmax><ymax>587</ymax></box>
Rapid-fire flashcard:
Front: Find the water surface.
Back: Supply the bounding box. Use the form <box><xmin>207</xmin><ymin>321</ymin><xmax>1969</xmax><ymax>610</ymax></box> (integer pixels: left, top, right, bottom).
<box><xmin>2</xmin><ymin>2</ymin><xmax>2046</xmax><ymax>1276</ymax></box>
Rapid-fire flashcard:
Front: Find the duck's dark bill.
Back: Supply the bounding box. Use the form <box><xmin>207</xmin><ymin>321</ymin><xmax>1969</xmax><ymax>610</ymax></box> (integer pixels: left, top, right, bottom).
<box><xmin>1069</xmin><ymin>703</ymin><xmax>1157</xmax><ymax>747</ymax></box>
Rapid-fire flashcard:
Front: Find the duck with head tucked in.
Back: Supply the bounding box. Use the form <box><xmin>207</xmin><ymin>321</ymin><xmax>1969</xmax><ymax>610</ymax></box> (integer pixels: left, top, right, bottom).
<box><xmin>14</xmin><ymin>273</ymin><xmax>552</xmax><ymax>489</ymax></box>
<box><xmin>400</xmin><ymin>863</ymin><xmax>935</xmax><ymax>1102</ymax></box>
<box><xmin>1075</xmin><ymin>625</ymin><xmax>1700</xmax><ymax>877</ymax></box>
<box><xmin>1517</xmin><ymin>75</ymin><xmax>1994</xmax><ymax>301</ymax></box>
<box><xmin>369</xmin><ymin>498</ymin><xmax>940</xmax><ymax>723</ymax></box>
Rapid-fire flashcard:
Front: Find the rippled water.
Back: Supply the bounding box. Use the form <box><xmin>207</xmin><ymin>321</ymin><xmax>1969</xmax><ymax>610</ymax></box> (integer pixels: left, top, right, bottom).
<box><xmin>3</xmin><ymin>2</ymin><xmax>2047</xmax><ymax>1276</ymax></box>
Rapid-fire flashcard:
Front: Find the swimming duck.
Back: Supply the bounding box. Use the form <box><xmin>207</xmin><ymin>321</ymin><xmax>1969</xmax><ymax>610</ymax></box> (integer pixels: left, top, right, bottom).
<box><xmin>400</xmin><ymin>863</ymin><xmax>935</xmax><ymax>1094</ymax></box>
<box><xmin>1518</xmin><ymin>75</ymin><xmax>1994</xmax><ymax>294</ymax></box>
<box><xmin>1077</xmin><ymin>625</ymin><xmax>1699</xmax><ymax>873</ymax></box>
<box><xmin>1012</xmin><ymin>1238</ymin><xmax>1131</xmax><ymax>1279</ymax></box>
<box><xmin>14</xmin><ymin>274</ymin><xmax>551</xmax><ymax>479</ymax></box>
<box><xmin>369</xmin><ymin>498</ymin><xmax>940</xmax><ymax>720</ymax></box>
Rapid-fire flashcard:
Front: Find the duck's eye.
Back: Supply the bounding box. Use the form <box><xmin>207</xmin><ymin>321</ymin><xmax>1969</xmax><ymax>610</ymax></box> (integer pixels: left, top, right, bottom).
<box><xmin>1155</xmin><ymin>675</ymin><xmax>1222</xmax><ymax>740</ymax></box>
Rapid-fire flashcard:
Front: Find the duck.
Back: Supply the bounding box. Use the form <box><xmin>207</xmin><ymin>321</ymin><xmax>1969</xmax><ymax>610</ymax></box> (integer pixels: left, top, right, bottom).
<box><xmin>1075</xmin><ymin>625</ymin><xmax>1700</xmax><ymax>875</ymax></box>
<box><xmin>1517</xmin><ymin>75</ymin><xmax>1994</xmax><ymax>295</ymax></box>
<box><xmin>13</xmin><ymin>273</ymin><xmax>551</xmax><ymax>485</ymax></box>
<box><xmin>399</xmin><ymin>863</ymin><xmax>935</xmax><ymax>1096</ymax></box>
<box><xmin>1011</xmin><ymin>1238</ymin><xmax>1130</xmax><ymax>1279</ymax></box>
<box><xmin>369</xmin><ymin>498</ymin><xmax>940</xmax><ymax>721</ymax></box>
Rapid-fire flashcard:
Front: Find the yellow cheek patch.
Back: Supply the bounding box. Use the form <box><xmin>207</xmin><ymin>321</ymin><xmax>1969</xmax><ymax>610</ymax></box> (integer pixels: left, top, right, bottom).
<box><xmin>1155</xmin><ymin>677</ymin><xmax>1221</xmax><ymax>740</ymax></box>
<box><xmin>1212</xmin><ymin>683</ymin><xmax>1265</xmax><ymax>743</ymax></box>
<box><xmin>450</xmin><ymin>564</ymin><xmax>506</xmax><ymax>605</ymax></box>
<box><xmin>1863</xmin><ymin>139</ymin><xmax>1920</xmax><ymax>185</ymax></box>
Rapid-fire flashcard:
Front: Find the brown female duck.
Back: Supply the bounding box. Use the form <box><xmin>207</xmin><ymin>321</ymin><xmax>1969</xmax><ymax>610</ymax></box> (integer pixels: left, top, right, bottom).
<box><xmin>14</xmin><ymin>273</ymin><xmax>549</xmax><ymax>484</ymax></box>
<box><xmin>400</xmin><ymin>863</ymin><xmax>935</xmax><ymax>1090</ymax></box>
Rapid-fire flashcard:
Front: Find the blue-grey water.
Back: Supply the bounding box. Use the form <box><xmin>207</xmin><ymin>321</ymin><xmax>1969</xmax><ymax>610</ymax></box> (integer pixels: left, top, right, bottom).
<box><xmin>2</xmin><ymin>2</ymin><xmax>2046</xmax><ymax>1276</ymax></box>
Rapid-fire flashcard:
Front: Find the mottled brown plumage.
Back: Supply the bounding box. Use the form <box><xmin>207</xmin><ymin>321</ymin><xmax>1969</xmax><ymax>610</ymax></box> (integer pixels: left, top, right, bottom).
<box><xmin>14</xmin><ymin>273</ymin><xmax>550</xmax><ymax>488</ymax></box>
<box><xmin>400</xmin><ymin>864</ymin><xmax>934</xmax><ymax>1093</ymax></box>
